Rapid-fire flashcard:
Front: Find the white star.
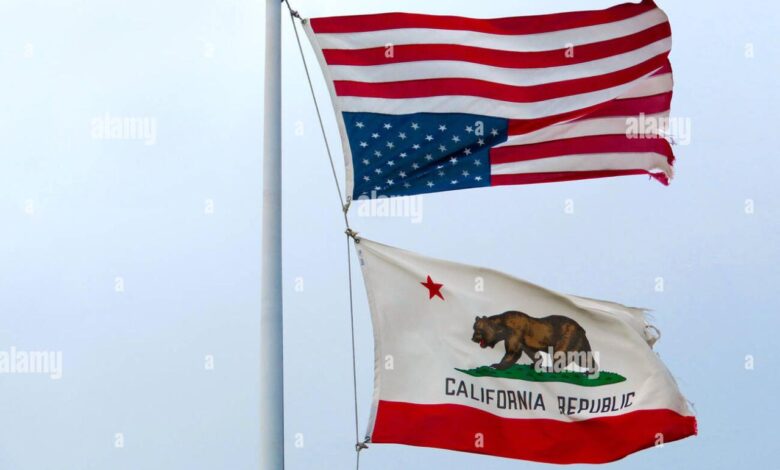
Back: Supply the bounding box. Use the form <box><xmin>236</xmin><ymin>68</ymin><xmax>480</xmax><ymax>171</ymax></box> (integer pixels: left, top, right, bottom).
<box><xmin>425</xmin><ymin>135</ymin><xmax>434</xmax><ymax>142</ymax></box>
<box><xmin>436</xmin><ymin>165</ymin><xmax>444</xmax><ymax>169</ymax></box>
<box><xmin>363</xmin><ymin>175</ymin><xmax>370</xmax><ymax>181</ymax></box>
<box><xmin>426</xmin><ymin>181</ymin><xmax>434</xmax><ymax>187</ymax></box>
<box><xmin>374</xmin><ymin>150</ymin><xmax>382</xmax><ymax>157</ymax></box>
<box><xmin>490</xmin><ymin>128</ymin><xmax>499</xmax><ymax>136</ymax></box>
<box><xmin>452</xmin><ymin>135</ymin><xmax>460</xmax><ymax>143</ymax></box>
<box><xmin>450</xmin><ymin>157</ymin><xmax>458</xmax><ymax>165</ymax></box>
<box><xmin>473</xmin><ymin>159</ymin><xmax>482</xmax><ymax>166</ymax></box>
<box><xmin>399</xmin><ymin>152</ymin><xmax>407</xmax><ymax>158</ymax></box>
<box><xmin>362</xmin><ymin>159</ymin><xmax>370</xmax><ymax>165</ymax></box>
<box><xmin>465</xmin><ymin>126</ymin><xmax>473</xmax><ymax>134</ymax></box>
<box><xmin>399</xmin><ymin>171</ymin><xmax>407</xmax><ymax>178</ymax></box>
<box><xmin>371</xmin><ymin>133</ymin><xmax>380</xmax><ymax>139</ymax></box>
<box><xmin>438</xmin><ymin>170</ymin><xmax>445</xmax><ymax>177</ymax></box>
<box><xmin>477</xmin><ymin>138</ymin><xmax>485</xmax><ymax>146</ymax></box>
<box><xmin>374</xmin><ymin>186</ymin><xmax>381</xmax><ymax>191</ymax></box>
<box><xmin>387</xmin><ymin>161</ymin><xmax>395</xmax><ymax>166</ymax></box>
<box><xmin>356</xmin><ymin>122</ymin><xmax>365</xmax><ymax>128</ymax></box>
<box><xmin>412</xmin><ymin>144</ymin><xmax>420</xmax><ymax>150</ymax></box>
<box><xmin>403</xmin><ymin>182</ymin><xmax>411</xmax><ymax>188</ymax></box>
<box><xmin>412</xmin><ymin>163</ymin><xmax>420</xmax><ymax>170</ymax></box>
<box><xmin>425</xmin><ymin>154</ymin><xmax>433</xmax><ymax>161</ymax></box>
<box><xmin>359</xmin><ymin>141</ymin><xmax>368</xmax><ymax>148</ymax></box>
<box><xmin>411</xmin><ymin>122</ymin><xmax>420</xmax><ymax>130</ymax></box>
<box><xmin>463</xmin><ymin>148</ymin><xmax>472</xmax><ymax>156</ymax></box>
<box><xmin>398</xmin><ymin>132</ymin><xmax>407</xmax><ymax>140</ymax></box>
<box><xmin>462</xmin><ymin>170</ymin><xmax>470</xmax><ymax>177</ymax></box>
<box><xmin>438</xmin><ymin>144</ymin><xmax>447</xmax><ymax>152</ymax></box>
<box><xmin>386</xmin><ymin>179</ymin><xmax>395</xmax><ymax>186</ymax></box>
<box><xmin>438</xmin><ymin>124</ymin><xmax>447</xmax><ymax>132</ymax></box>
<box><xmin>450</xmin><ymin>180</ymin><xmax>459</xmax><ymax>185</ymax></box>
<box><xmin>386</xmin><ymin>141</ymin><xmax>395</xmax><ymax>149</ymax></box>
<box><xmin>475</xmin><ymin>176</ymin><xmax>483</xmax><ymax>181</ymax></box>
<box><xmin>384</xmin><ymin>123</ymin><xmax>392</xmax><ymax>130</ymax></box>
<box><xmin>374</xmin><ymin>168</ymin><xmax>383</xmax><ymax>174</ymax></box>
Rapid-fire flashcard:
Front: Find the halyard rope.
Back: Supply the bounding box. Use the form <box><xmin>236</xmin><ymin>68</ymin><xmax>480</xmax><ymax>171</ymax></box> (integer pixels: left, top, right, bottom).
<box><xmin>284</xmin><ymin>1</ymin><xmax>365</xmax><ymax>468</ymax></box>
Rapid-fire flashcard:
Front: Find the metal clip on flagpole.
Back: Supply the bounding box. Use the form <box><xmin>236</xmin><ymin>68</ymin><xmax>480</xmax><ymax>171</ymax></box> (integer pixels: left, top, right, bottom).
<box><xmin>346</xmin><ymin>229</ymin><xmax>360</xmax><ymax>243</ymax></box>
<box><xmin>356</xmin><ymin>437</ymin><xmax>369</xmax><ymax>452</ymax></box>
<box><xmin>286</xmin><ymin>2</ymin><xmax>302</xmax><ymax>21</ymax></box>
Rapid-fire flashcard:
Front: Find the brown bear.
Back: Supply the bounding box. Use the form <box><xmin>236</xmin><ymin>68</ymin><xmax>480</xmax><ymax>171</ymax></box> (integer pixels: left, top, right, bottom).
<box><xmin>471</xmin><ymin>311</ymin><xmax>597</xmax><ymax>374</ymax></box>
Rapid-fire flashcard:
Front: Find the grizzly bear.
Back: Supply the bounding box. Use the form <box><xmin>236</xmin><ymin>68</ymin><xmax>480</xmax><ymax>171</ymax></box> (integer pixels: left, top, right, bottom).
<box><xmin>471</xmin><ymin>311</ymin><xmax>597</xmax><ymax>374</ymax></box>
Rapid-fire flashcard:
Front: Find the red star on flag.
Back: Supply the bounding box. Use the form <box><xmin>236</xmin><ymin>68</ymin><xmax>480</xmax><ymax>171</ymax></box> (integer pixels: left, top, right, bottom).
<box><xmin>420</xmin><ymin>275</ymin><xmax>444</xmax><ymax>300</ymax></box>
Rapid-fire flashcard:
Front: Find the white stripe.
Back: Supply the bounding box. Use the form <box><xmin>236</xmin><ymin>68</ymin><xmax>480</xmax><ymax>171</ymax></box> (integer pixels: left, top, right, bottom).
<box><xmin>302</xmin><ymin>21</ymin><xmax>358</xmax><ymax>200</ymax></box>
<box><xmin>490</xmin><ymin>152</ymin><xmax>672</xmax><ymax>175</ymax></box>
<box><xmin>496</xmin><ymin>113</ymin><xmax>670</xmax><ymax>146</ymax></box>
<box><xmin>327</xmin><ymin>38</ymin><xmax>671</xmax><ymax>88</ymax></box>
<box><xmin>621</xmin><ymin>73</ymin><xmax>672</xmax><ymax>98</ymax></box>
<box><xmin>335</xmin><ymin>71</ymin><xmax>670</xmax><ymax>119</ymax></box>
<box><xmin>315</xmin><ymin>9</ymin><xmax>668</xmax><ymax>53</ymax></box>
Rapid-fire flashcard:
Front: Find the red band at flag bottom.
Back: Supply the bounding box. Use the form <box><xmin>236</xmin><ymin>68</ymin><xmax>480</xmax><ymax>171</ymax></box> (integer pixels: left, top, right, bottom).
<box><xmin>370</xmin><ymin>400</ymin><xmax>697</xmax><ymax>464</ymax></box>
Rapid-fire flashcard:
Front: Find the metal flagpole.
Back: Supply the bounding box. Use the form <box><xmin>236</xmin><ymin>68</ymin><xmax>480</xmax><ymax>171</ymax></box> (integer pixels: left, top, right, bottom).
<box><xmin>260</xmin><ymin>0</ymin><xmax>284</xmax><ymax>468</ymax></box>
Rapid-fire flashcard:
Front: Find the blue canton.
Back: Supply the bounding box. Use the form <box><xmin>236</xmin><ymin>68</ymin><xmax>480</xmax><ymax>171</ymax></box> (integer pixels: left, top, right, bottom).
<box><xmin>343</xmin><ymin>112</ymin><xmax>509</xmax><ymax>198</ymax></box>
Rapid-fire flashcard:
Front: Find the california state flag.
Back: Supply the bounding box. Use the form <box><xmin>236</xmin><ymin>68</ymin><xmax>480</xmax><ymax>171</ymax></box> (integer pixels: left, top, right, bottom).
<box><xmin>356</xmin><ymin>238</ymin><xmax>697</xmax><ymax>464</ymax></box>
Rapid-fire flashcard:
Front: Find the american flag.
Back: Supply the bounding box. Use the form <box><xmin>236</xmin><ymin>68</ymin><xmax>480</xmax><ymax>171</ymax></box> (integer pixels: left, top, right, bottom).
<box><xmin>304</xmin><ymin>0</ymin><xmax>675</xmax><ymax>200</ymax></box>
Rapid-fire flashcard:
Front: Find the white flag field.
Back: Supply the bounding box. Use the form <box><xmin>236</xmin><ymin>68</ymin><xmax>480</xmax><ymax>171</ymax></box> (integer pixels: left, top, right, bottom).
<box><xmin>356</xmin><ymin>238</ymin><xmax>697</xmax><ymax>464</ymax></box>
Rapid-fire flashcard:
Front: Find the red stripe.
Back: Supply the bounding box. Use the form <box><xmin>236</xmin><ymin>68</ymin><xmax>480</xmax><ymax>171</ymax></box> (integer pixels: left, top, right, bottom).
<box><xmin>312</xmin><ymin>0</ymin><xmax>657</xmax><ymax>35</ymax></box>
<box><xmin>651</xmin><ymin>61</ymin><xmax>673</xmax><ymax>76</ymax></box>
<box><xmin>371</xmin><ymin>400</ymin><xmax>695</xmax><ymax>464</ymax></box>
<box><xmin>322</xmin><ymin>22</ymin><xmax>671</xmax><ymax>68</ymax></box>
<box><xmin>580</xmin><ymin>91</ymin><xmax>672</xmax><ymax>119</ymax></box>
<box><xmin>492</xmin><ymin>169</ymin><xmax>671</xmax><ymax>186</ymax></box>
<box><xmin>490</xmin><ymin>135</ymin><xmax>674</xmax><ymax>165</ymax></box>
<box><xmin>334</xmin><ymin>55</ymin><xmax>669</xmax><ymax>103</ymax></box>
<box><xmin>507</xmin><ymin>105</ymin><xmax>606</xmax><ymax>135</ymax></box>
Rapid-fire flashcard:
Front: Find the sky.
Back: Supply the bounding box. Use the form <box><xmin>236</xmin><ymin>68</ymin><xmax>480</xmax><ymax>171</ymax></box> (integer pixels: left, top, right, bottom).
<box><xmin>1</xmin><ymin>0</ymin><xmax>778</xmax><ymax>469</ymax></box>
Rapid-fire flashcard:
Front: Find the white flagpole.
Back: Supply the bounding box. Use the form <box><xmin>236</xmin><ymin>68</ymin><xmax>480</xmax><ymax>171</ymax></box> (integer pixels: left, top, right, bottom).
<box><xmin>260</xmin><ymin>0</ymin><xmax>284</xmax><ymax>468</ymax></box>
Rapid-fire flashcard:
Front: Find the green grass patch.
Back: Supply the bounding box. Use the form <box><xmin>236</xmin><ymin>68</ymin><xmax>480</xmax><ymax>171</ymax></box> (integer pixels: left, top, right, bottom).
<box><xmin>456</xmin><ymin>364</ymin><xmax>626</xmax><ymax>387</ymax></box>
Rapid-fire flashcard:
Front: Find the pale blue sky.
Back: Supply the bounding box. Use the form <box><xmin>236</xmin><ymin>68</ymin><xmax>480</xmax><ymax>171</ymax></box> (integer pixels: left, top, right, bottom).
<box><xmin>1</xmin><ymin>0</ymin><xmax>778</xmax><ymax>469</ymax></box>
